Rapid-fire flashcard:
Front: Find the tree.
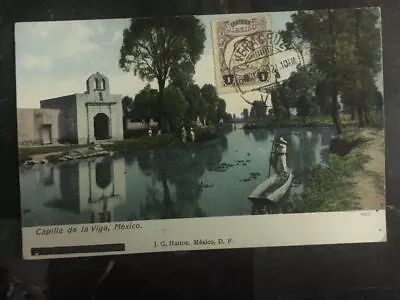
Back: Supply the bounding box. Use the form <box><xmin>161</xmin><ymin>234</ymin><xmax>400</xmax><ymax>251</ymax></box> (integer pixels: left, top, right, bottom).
<box><xmin>287</xmin><ymin>64</ymin><xmax>321</xmax><ymax>122</ymax></box>
<box><xmin>241</xmin><ymin>108</ymin><xmax>249</xmax><ymax>120</ymax></box>
<box><xmin>169</xmin><ymin>61</ymin><xmax>195</xmax><ymax>92</ymax></box>
<box><xmin>216</xmin><ymin>98</ymin><xmax>227</xmax><ymax>122</ymax></box>
<box><xmin>270</xmin><ymin>89</ymin><xmax>282</xmax><ymax>122</ymax></box>
<box><xmin>119</xmin><ymin>16</ymin><xmax>206</xmax><ymax>132</ymax></box>
<box><xmin>182</xmin><ymin>83</ymin><xmax>203</xmax><ymax>125</ymax></box>
<box><xmin>223</xmin><ymin>113</ymin><xmax>233</xmax><ymax>123</ymax></box>
<box><xmin>315</xmin><ymin>80</ymin><xmax>332</xmax><ymax>116</ymax></box>
<box><xmin>200</xmin><ymin>83</ymin><xmax>218</xmax><ymax>101</ymax></box>
<box><xmin>374</xmin><ymin>90</ymin><xmax>383</xmax><ymax>113</ymax></box>
<box><xmin>327</xmin><ymin>9</ymin><xmax>343</xmax><ymax>133</ymax></box>
<box><xmin>132</xmin><ymin>84</ymin><xmax>159</xmax><ymax>125</ymax></box>
<box><xmin>197</xmin><ymin>96</ymin><xmax>208</xmax><ymax>126</ymax></box>
<box><xmin>282</xmin><ymin>10</ymin><xmax>343</xmax><ymax>132</ymax></box>
<box><xmin>200</xmin><ymin>84</ymin><xmax>220</xmax><ymax>125</ymax></box>
<box><xmin>276</xmin><ymin>82</ymin><xmax>294</xmax><ymax>119</ymax></box>
<box><xmin>279</xmin><ymin>13</ymin><xmax>309</xmax><ymax>65</ymax></box>
<box><xmin>283</xmin><ymin>8</ymin><xmax>382</xmax><ymax>132</ymax></box>
<box><xmin>352</xmin><ymin>8</ymin><xmax>382</xmax><ymax>126</ymax></box>
<box><xmin>163</xmin><ymin>86</ymin><xmax>188</xmax><ymax>130</ymax></box>
<box><xmin>122</xmin><ymin>96</ymin><xmax>133</xmax><ymax>137</ymax></box>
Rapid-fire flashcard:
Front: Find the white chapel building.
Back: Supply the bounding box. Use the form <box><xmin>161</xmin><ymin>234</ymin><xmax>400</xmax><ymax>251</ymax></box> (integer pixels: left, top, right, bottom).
<box><xmin>17</xmin><ymin>72</ymin><xmax>124</xmax><ymax>145</ymax></box>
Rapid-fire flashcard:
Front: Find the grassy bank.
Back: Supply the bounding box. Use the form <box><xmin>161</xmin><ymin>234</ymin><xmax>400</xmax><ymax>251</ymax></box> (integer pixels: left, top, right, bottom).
<box><xmin>285</xmin><ymin>127</ymin><xmax>372</xmax><ymax>213</ymax></box>
<box><xmin>18</xmin><ymin>134</ymin><xmax>180</xmax><ymax>161</ymax></box>
<box><xmin>103</xmin><ymin>127</ymin><xmax>221</xmax><ymax>152</ymax></box>
<box><xmin>243</xmin><ymin>115</ymin><xmax>356</xmax><ymax>129</ymax></box>
<box><xmin>102</xmin><ymin>133</ymin><xmax>179</xmax><ymax>153</ymax></box>
<box><xmin>19</xmin><ymin>127</ymin><xmax>221</xmax><ymax>162</ymax></box>
<box><xmin>293</xmin><ymin>151</ymin><xmax>370</xmax><ymax>212</ymax></box>
<box><xmin>329</xmin><ymin>126</ymin><xmax>372</xmax><ymax>155</ymax></box>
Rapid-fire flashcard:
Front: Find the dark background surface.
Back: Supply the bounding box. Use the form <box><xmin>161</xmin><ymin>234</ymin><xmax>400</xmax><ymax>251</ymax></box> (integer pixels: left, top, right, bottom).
<box><xmin>1</xmin><ymin>0</ymin><xmax>400</xmax><ymax>299</ymax></box>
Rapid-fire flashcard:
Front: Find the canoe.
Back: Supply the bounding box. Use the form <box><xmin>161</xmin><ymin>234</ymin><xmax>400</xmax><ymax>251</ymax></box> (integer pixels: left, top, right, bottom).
<box><xmin>248</xmin><ymin>171</ymin><xmax>293</xmax><ymax>204</ymax></box>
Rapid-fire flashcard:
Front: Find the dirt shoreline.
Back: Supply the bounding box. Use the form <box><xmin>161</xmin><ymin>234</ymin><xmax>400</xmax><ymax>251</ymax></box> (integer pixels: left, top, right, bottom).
<box><xmin>354</xmin><ymin>129</ymin><xmax>385</xmax><ymax>210</ymax></box>
<box><xmin>29</xmin><ymin>151</ymin><xmax>64</xmax><ymax>162</ymax></box>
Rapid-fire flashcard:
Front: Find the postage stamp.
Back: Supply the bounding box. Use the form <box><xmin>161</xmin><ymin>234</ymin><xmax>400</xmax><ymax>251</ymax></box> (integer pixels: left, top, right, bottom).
<box><xmin>211</xmin><ymin>14</ymin><xmax>305</xmax><ymax>95</ymax></box>
<box><xmin>211</xmin><ymin>14</ymin><xmax>272</xmax><ymax>94</ymax></box>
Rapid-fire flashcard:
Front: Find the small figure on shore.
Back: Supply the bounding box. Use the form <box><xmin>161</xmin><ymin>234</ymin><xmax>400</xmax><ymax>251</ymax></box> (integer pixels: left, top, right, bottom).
<box><xmin>181</xmin><ymin>127</ymin><xmax>187</xmax><ymax>143</ymax></box>
<box><xmin>148</xmin><ymin>128</ymin><xmax>152</xmax><ymax>137</ymax></box>
<box><xmin>273</xmin><ymin>137</ymin><xmax>288</xmax><ymax>178</ymax></box>
<box><xmin>157</xmin><ymin>130</ymin><xmax>161</xmax><ymax>136</ymax></box>
<box><xmin>189</xmin><ymin>127</ymin><xmax>195</xmax><ymax>142</ymax></box>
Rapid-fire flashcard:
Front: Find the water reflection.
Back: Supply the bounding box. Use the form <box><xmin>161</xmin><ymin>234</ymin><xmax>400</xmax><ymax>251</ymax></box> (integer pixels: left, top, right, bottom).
<box><xmin>20</xmin><ymin>127</ymin><xmax>335</xmax><ymax>226</ymax></box>
<box><xmin>21</xmin><ymin>157</ymin><xmax>126</xmax><ymax>225</ymax></box>
<box><xmin>249</xmin><ymin>129</ymin><xmax>271</xmax><ymax>141</ymax></box>
<box><xmin>128</xmin><ymin>136</ymin><xmax>229</xmax><ymax>221</ymax></box>
<box><xmin>285</xmin><ymin>129</ymin><xmax>324</xmax><ymax>179</ymax></box>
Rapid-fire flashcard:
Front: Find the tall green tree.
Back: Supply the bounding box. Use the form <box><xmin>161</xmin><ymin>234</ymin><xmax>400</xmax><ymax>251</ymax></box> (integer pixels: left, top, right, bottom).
<box><xmin>132</xmin><ymin>84</ymin><xmax>159</xmax><ymax>125</ymax></box>
<box><xmin>287</xmin><ymin>64</ymin><xmax>321</xmax><ymax>121</ymax></box>
<box><xmin>182</xmin><ymin>83</ymin><xmax>203</xmax><ymax>125</ymax></box>
<box><xmin>216</xmin><ymin>98</ymin><xmax>227</xmax><ymax>122</ymax></box>
<box><xmin>122</xmin><ymin>96</ymin><xmax>133</xmax><ymax>137</ymax></box>
<box><xmin>276</xmin><ymin>82</ymin><xmax>294</xmax><ymax>119</ymax></box>
<box><xmin>200</xmin><ymin>84</ymin><xmax>219</xmax><ymax>124</ymax></box>
<box><xmin>315</xmin><ymin>80</ymin><xmax>332</xmax><ymax>116</ymax></box>
<box><xmin>283</xmin><ymin>8</ymin><xmax>382</xmax><ymax>132</ymax></box>
<box><xmin>352</xmin><ymin>8</ymin><xmax>382</xmax><ymax>126</ymax></box>
<box><xmin>374</xmin><ymin>89</ymin><xmax>383</xmax><ymax>113</ymax></box>
<box><xmin>241</xmin><ymin>108</ymin><xmax>249</xmax><ymax>120</ymax></box>
<box><xmin>169</xmin><ymin>61</ymin><xmax>195</xmax><ymax>92</ymax></box>
<box><xmin>200</xmin><ymin>83</ymin><xmax>218</xmax><ymax>101</ymax></box>
<box><xmin>223</xmin><ymin>113</ymin><xmax>233</xmax><ymax>123</ymax></box>
<box><xmin>270</xmin><ymin>89</ymin><xmax>282</xmax><ymax>122</ymax></box>
<box><xmin>327</xmin><ymin>9</ymin><xmax>343</xmax><ymax>134</ymax></box>
<box><xmin>283</xmin><ymin>10</ymin><xmax>343</xmax><ymax>132</ymax></box>
<box><xmin>163</xmin><ymin>86</ymin><xmax>188</xmax><ymax>130</ymax></box>
<box><xmin>119</xmin><ymin>16</ymin><xmax>206</xmax><ymax>132</ymax></box>
<box><xmin>279</xmin><ymin>13</ymin><xmax>309</xmax><ymax>65</ymax></box>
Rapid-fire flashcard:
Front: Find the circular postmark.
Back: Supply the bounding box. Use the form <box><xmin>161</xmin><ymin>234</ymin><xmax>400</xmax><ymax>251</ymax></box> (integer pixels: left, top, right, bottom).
<box><xmin>225</xmin><ymin>30</ymin><xmax>305</xmax><ymax>102</ymax></box>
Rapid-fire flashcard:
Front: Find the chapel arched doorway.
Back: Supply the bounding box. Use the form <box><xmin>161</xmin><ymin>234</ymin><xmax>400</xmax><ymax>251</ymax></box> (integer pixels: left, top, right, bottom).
<box><xmin>94</xmin><ymin>113</ymin><xmax>110</xmax><ymax>140</ymax></box>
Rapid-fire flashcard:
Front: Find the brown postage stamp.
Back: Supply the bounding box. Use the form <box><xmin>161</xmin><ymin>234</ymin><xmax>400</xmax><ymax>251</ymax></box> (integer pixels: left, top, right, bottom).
<box><xmin>211</xmin><ymin>13</ymin><xmax>272</xmax><ymax>94</ymax></box>
<box><xmin>211</xmin><ymin>13</ymin><xmax>304</xmax><ymax>95</ymax></box>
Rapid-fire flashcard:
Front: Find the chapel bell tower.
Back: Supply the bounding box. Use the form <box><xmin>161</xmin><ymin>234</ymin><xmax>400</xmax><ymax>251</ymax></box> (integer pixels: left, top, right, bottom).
<box><xmin>86</xmin><ymin>72</ymin><xmax>110</xmax><ymax>99</ymax></box>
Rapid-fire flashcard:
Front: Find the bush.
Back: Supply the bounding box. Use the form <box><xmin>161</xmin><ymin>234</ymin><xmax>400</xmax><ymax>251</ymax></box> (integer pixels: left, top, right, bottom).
<box><xmin>285</xmin><ymin>152</ymin><xmax>370</xmax><ymax>213</ymax></box>
<box><xmin>125</xmin><ymin>126</ymin><xmax>158</xmax><ymax>139</ymax></box>
<box><xmin>244</xmin><ymin>115</ymin><xmax>357</xmax><ymax>129</ymax></box>
<box><xmin>329</xmin><ymin>127</ymin><xmax>371</xmax><ymax>156</ymax></box>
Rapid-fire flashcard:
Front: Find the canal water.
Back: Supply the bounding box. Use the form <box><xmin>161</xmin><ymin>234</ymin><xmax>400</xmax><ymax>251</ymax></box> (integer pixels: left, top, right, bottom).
<box><xmin>20</xmin><ymin>126</ymin><xmax>336</xmax><ymax>227</ymax></box>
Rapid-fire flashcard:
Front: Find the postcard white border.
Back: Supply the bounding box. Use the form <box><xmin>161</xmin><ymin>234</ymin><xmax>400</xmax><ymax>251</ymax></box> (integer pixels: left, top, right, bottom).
<box><xmin>22</xmin><ymin>209</ymin><xmax>386</xmax><ymax>260</ymax></box>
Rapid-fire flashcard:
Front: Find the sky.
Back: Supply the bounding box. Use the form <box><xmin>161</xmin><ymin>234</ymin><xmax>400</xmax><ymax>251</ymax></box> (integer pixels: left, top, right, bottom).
<box><xmin>15</xmin><ymin>10</ymin><xmax>383</xmax><ymax>116</ymax></box>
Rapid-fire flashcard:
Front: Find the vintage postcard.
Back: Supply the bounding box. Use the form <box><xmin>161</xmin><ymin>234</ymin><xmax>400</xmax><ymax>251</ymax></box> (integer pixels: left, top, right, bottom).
<box><xmin>16</xmin><ymin>8</ymin><xmax>386</xmax><ymax>260</ymax></box>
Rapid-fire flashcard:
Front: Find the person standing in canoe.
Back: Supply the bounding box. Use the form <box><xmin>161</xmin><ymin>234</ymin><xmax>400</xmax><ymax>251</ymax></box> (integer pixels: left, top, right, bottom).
<box><xmin>271</xmin><ymin>136</ymin><xmax>289</xmax><ymax>178</ymax></box>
